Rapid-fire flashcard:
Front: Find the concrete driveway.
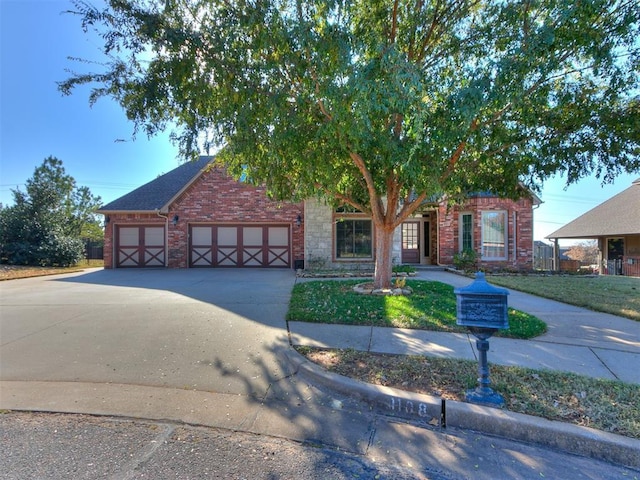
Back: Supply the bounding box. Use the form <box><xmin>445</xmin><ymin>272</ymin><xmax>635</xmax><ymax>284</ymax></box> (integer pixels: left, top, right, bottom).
<box><xmin>0</xmin><ymin>268</ymin><xmax>297</xmax><ymax>398</ymax></box>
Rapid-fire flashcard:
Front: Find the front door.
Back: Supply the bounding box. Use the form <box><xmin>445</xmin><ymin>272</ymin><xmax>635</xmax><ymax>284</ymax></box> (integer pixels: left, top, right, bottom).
<box><xmin>607</xmin><ymin>238</ymin><xmax>624</xmax><ymax>275</ymax></box>
<box><xmin>402</xmin><ymin>221</ymin><xmax>420</xmax><ymax>264</ymax></box>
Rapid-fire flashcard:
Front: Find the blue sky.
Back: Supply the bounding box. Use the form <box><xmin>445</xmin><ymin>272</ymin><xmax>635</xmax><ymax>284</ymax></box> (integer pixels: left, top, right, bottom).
<box><xmin>1</xmin><ymin>0</ymin><xmax>638</xmax><ymax>245</ymax></box>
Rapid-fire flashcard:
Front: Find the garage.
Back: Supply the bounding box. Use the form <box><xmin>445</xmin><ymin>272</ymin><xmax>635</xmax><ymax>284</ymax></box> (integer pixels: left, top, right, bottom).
<box><xmin>116</xmin><ymin>225</ymin><xmax>166</xmax><ymax>268</ymax></box>
<box><xmin>190</xmin><ymin>224</ymin><xmax>290</xmax><ymax>268</ymax></box>
<box><xmin>99</xmin><ymin>159</ymin><xmax>304</xmax><ymax>269</ymax></box>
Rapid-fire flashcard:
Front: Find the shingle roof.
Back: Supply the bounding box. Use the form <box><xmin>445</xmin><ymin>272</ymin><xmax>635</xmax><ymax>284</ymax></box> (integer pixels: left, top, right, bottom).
<box><xmin>546</xmin><ymin>179</ymin><xmax>640</xmax><ymax>239</ymax></box>
<box><xmin>99</xmin><ymin>156</ymin><xmax>214</xmax><ymax>213</ymax></box>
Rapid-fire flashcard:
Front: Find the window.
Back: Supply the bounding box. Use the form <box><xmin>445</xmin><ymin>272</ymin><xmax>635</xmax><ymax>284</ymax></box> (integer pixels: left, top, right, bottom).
<box><xmin>481</xmin><ymin>211</ymin><xmax>507</xmax><ymax>260</ymax></box>
<box><xmin>336</xmin><ymin>219</ymin><xmax>372</xmax><ymax>259</ymax></box>
<box><xmin>460</xmin><ymin>213</ymin><xmax>473</xmax><ymax>252</ymax></box>
<box><xmin>402</xmin><ymin>222</ymin><xmax>419</xmax><ymax>250</ymax></box>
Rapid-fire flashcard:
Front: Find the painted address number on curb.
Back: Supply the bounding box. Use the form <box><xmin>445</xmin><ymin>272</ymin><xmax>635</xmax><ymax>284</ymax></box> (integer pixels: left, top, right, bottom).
<box><xmin>388</xmin><ymin>396</ymin><xmax>430</xmax><ymax>418</ymax></box>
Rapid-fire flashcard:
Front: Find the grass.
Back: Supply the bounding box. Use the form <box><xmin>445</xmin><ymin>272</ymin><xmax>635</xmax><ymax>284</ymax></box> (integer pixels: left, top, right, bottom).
<box><xmin>288</xmin><ymin>279</ymin><xmax>547</xmax><ymax>339</ymax></box>
<box><xmin>0</xmin><ymin>259</ymin><xmax>103</xmax><ymax>281</ymax></box>
<box><xmin>487</xmin><ymin>274</ymin><xmax>640</xmax><ymax>321</ymax></box>
<box><xmin>298</xmin><ymin>347</ymin><xmax>640</xmax><ymax>439</ymax></box>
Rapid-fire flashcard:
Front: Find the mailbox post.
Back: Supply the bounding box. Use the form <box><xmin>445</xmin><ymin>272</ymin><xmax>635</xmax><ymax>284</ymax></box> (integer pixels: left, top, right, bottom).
<box><xmin>454</xmin><ymin>272</ymin><xmax>509</xmax><ymax>407</ymax></box>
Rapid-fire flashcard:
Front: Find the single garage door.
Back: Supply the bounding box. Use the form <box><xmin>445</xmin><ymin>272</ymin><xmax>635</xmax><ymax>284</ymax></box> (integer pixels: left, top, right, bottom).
<box><xmin>116</xmin><ymin>225</ymin><xmax>166</xmax><ymax>267</ymax></box>
<box><xmin>190</xmin><ymin>224</ymin><xmax>290</xmax><ymax>268</ymax></box>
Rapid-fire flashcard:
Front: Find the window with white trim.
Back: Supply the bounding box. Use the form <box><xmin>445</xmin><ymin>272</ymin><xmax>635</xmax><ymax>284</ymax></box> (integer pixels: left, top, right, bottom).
<box><xmin>481</xmin><ymin>211</ymin><xmax>507</xmax><ymax>260</ymax></box>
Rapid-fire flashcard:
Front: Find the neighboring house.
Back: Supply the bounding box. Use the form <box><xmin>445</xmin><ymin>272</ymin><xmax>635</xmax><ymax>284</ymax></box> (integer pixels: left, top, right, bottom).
<box><xmin>546</xmin><ymin>178</ymin><xmax>640</xmax><ymax>277</ymax></box>
<box><xmin>99</xmin><ymin>156</ymin><xmax>540</xmax><ymax>270</ymax></box>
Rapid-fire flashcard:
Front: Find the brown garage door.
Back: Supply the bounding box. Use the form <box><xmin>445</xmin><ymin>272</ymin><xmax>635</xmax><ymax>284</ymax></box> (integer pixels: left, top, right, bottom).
<box><xmin>116</xmin><ymin>225</ymin><xmax>166</xmax><ymax>268</ymax></box>
<box><xmin>190</xmin><ymin>224</ymin><xmax>290</xmax><ymax>268</ymax></box>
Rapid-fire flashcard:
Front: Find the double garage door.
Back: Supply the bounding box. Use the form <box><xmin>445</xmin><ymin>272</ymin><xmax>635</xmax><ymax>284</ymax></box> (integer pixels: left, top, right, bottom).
<box><xmin>115</xmin><ymin>224</ymin><xmax>291</xmax><ymax>268</ymax></box>
<box><xmin>190</xmin><ymin>224</ymin><xmax>290</xmax><ymax>268</ymax></box>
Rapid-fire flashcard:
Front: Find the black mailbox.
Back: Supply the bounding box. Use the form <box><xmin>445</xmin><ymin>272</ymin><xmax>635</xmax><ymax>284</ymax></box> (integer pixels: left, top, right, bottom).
<box><xmin>454</xmin><ymin>272</ymin><xmax>510</xmax><ymax>407</ymax></box>
<box><xmin>454</xmin><ymin>272</ymin><xmax>509</xmax><ymax>330</ymax></box>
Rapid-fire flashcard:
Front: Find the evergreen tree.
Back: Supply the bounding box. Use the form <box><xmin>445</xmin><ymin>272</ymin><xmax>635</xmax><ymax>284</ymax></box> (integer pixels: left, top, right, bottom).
<box><xmin>0</xmin><ymin>157</ymin><xmax>102</xmax><ymax>266</ymax></box>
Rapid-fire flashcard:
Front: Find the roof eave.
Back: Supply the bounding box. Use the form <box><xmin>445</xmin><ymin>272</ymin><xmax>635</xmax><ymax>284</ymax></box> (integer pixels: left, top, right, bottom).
<box><xmin>97</xmin><ymin>209</ymin><xmax>164</xmax><ymax>215</ymax></box>
<box><xmin>547</xmin><ymin>231</ymin><xmax>640</xmax><ymax>240</ymax></box>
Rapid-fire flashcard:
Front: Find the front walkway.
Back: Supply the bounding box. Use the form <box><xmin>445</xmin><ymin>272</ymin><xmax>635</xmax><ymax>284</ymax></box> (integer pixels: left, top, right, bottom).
<box><xmin>288</xmin><ymin>270</ymin><xmax>640</xmax><ymax>384</ymax></box>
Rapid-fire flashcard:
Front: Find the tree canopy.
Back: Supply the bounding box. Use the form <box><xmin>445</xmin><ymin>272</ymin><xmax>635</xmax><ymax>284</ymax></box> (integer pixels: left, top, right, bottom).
<box><xmin>61</xmin><ymin>0</ymin><xmax>639</xmax><ymax>286</ymax></box>
<box><xmin>565</xmin><ymin>240</ymin><xmax>599</xmax><ymax>265</ymax></box>
<box><xmin>0</xmin><ymin>157</ymin><xmax>102</xmax><ymax>266</ymax></box>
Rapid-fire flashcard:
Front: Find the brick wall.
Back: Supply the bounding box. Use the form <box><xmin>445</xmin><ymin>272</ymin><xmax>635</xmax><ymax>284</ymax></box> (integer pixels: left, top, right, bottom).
<box><xmin>438</xmin><ymin>196</ymin><xmax>535</xmax><ymax>270</ymax></box>
<box><xmin>102</xmin><ymin>166</ymin><xmax>304</xmax><ymax>269</ymax></box>
<box><xmin>302</xmin><ymin>195</ymin><xmax>535</xmax><ymax>271</ymax></box>
<box><xmin>169</xmin><ymin>166</ymin><xmax>304</xmax><ymax>268</ymax></box>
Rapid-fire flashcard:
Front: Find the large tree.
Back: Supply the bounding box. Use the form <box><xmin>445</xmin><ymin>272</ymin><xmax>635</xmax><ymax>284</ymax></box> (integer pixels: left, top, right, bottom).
<box><xmin>0</xmin><ymin>157</ymin><xmax>102</xmax><ymax>266</ymax></box>
<box><xmin>565</xmin><ymin>240</ymin><xmax>599</xmax><ymax>265</ymax></box>
<box><xmin>61</xmin><ymin>0</ymin><xmax>639</xmax><ymax>287</ymax></box>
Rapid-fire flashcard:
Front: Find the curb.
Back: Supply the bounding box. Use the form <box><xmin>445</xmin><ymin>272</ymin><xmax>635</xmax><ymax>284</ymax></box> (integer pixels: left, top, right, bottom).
<box><xmin>284</xmin><ymin>349</ymin><xmax>640</xmax><ymax>469</ymax></box>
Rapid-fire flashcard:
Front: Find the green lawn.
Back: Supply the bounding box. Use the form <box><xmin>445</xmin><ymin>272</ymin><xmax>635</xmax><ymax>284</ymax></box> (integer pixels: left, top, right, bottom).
<box><xmin>288</xmin><ymin>280</ymin><xmax>546</xmax><ymax>339</ymax></box>
<box><xmin>487</xmin><ymin>274</ymin><xmax>640</xmax><ymax>321</ymax></box>
<box><xmin>299</xmin><ymin>347</ymin><xmax>640</xmax><ymax>439</ymax></box>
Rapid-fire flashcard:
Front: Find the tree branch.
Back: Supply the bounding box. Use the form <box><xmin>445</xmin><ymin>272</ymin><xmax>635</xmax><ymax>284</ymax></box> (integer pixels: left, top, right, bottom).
<box><xmin>390</xmin><ymin>0</ymin><xmax>400</xmax><ymax>44</ymax></box>
<box><xmin>440</xmin><ymin>118</ymin><xmax>478</xmax><ymax>182</ymax></box>
<box><xmin>349</xmin><ymin>151</ymin><xmax>385</xmax><ymax>224</ymax></box>
<box><xmin>407</xmin><ymin>0</ymin><xmax>424</xmax><ymax>61</ymax></box>
<box><xmin>314</xmin><ymin>183</ymin><xmax>370</xmax><ymax>214</ymax></box>
<box><xmin>395</xmin><ymin>191</ymin><xmax>428</xmax><ymax>228</ymax></box>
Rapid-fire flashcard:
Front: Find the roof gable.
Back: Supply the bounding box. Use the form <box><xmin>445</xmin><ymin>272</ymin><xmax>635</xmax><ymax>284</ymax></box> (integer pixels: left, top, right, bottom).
<box><xmin>546</xmin><ymin>179</ymin><xmax>640</xmax><ymax>239</ymax></box>
<box><xmin>99</xmin><ymin>156</ymin><xmax>214</xmax><ymax>213</ymax></box>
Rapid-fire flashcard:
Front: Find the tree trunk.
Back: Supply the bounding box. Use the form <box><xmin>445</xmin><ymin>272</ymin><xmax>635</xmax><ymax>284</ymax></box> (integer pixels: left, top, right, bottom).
<box><xmin>373</xmin><ymin>223</ymin><xmax>395</xmax><ymax>289</ymax></box>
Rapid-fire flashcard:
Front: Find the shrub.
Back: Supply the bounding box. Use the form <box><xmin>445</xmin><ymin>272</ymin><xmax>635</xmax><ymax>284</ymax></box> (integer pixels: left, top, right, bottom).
<box><xmin>393</xmin><ymin>265</ymin><xmax>416</xmax><ymax>274</ymax></box>
<box><xmin>453</xmin><ymin>249</ymin><xmax>478</xmax><ymax>271</ymax></box>
<box><xmin>2</xmin><ymin>234</ymin><xmax>84</xmax><ymax>267</ymax></box>
<box><xmin>36</xmin><ymin>233</ymin><xmax>85</xmax><ymax>266</ymax></box>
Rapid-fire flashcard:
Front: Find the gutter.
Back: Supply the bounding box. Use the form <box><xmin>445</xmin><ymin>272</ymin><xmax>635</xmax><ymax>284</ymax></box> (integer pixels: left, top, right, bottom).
<box><xmin>156</xmin><ymin>210</ymin><xmax>169</xmax><ymax>267</ymax></box>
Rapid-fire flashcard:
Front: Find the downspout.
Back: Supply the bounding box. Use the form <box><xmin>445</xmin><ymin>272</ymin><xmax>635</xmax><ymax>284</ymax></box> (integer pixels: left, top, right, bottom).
<box><xmin>436</xmin><ymin>211</ymin><xmax>441</xmax><ymax>266</ymax></box>
<box><xmin>512</xmin><ymin>210</ymin><xmax>517</xmax><ymax>266</ymax></box>
<box><xmin>110</xmin><ymin>219</ymin><xmax>115</xmax><ymax>269</ymax></box>
<box><xmin>531</xmin><ymin>201</ymin><xmax>541</xmax><ymax>270</ymax></box>
<box><xmin>157</xmin><ymin>210</ymin><xmax>169</xmax><ymax>267</ymax></box>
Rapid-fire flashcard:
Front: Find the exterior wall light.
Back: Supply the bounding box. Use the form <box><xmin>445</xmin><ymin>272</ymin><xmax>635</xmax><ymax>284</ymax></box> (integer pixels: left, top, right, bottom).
<box><xmin>296</xmin><ymin>214</ymin><xmax>302</xmax><ymax>227</ymax></box>
<box><xmin>172</xmin><ymin>215</ymin><xmax>179</xmax><ymax>226</ymax></box>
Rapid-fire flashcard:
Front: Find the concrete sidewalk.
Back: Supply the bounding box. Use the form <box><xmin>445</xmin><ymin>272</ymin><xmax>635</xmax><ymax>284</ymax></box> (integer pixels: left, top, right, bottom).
<box><xmin>289</xmin><ymin>269</ymin><xmax>640</xmax><ymax>384</ymax></box>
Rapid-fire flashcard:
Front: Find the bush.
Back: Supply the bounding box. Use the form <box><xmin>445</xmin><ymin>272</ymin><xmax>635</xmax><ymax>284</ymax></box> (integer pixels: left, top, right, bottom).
<box><xmin>393</xmin><ymin>265</ymin><xmax>416</xmax><ymax>274</ymax></box>
<box><xmin>1</xmin><ymin>234</ymin><xmax>84</xmax><ymax>267</ymax></box>
<box><xmin>453</xmin><ymin>249</ymin><xmax>478</xmax><ymax>271</ymax></box>
<box><xmin>36</xmin><ymin>233</ymin><xmax>85</xmax><ymax>266</ymax></box>
<box><xmin>1</xmin><ymin>242</ymin><xmax>34</xmax><ymax>265</ymax></box>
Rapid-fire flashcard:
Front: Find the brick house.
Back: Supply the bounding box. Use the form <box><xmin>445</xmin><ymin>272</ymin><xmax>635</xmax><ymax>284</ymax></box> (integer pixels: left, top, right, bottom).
<box><xmin>99</xmin><ymin>156</ymin><xmax>540</xmax><ymax>270</ymax></box>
